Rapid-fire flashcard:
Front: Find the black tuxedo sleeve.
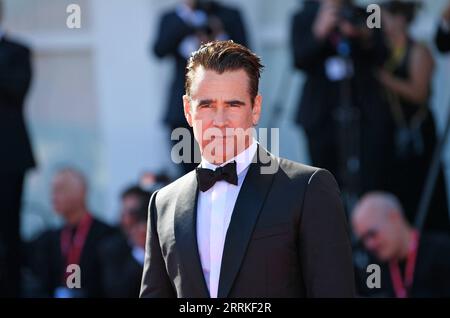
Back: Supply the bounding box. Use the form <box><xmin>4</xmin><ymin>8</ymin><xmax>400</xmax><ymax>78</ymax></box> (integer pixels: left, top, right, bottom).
<box><xmin>291</xmin><ymin>9</ymin><xmax>327</xmax><ymax>73</ymax></box>
<box><xmin>436</xmin><ymin>24</ymin><xmax>450</xmax><ymax>53</ymax></box>
<box><xmin>140</xmin><ymin>191</ymin><xmax>176</xmax><ymax>298</ymax></box>
<box><xmin>299</xmin><ymin>169</ymin><xmax>355</xmax><ymax>297</ymax></box>
<box><xmin>153</xmin><ymin>13</ymin><xmax>195</xmax><ymax>58</ymax></box>
<box><xmin>0</xmin><ymin>44</ymin><xmax>32</xmax><ymax>109</ymax></box>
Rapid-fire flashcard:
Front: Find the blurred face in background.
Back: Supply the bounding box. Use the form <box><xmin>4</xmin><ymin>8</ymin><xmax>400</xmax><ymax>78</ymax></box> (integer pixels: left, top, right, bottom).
<box><xmin>184</xmin><ymin>0</ymin><xmax>196</xmax><ymax>9</ymax></box>
<box><xmin>120</xmin><ymin>194</ymin><xmax>141</xmax><ymax>234</ymax></box>
<box><xmin>129</xmin><ymin>221</ymin><xmax>147</xmax><ymax>249</ymax></box>
<box><xmin>382</xmin><ymin>10</ymin><xmax>407</xmax><ymax>40</ymax></box>
<box><xmin>51</xmin><ymin>171</ymin><xmax>86</xmax><ymax>220</ymax></box>
<box><xmin>352</xmin><ymin>207</ymin><xmax>403</xmax><ymax>262</ymax></box>
<box><xmin>183</xmin><ymin>67</ymin><xmax>261</xmax><ymax>164</ymax></box>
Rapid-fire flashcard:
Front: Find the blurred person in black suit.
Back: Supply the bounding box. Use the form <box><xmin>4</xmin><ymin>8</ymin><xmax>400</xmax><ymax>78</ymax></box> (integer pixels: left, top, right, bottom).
<box><xmin>98</xmin><ymin>186</ymin><xmax>151</xmax><ymax>298</ymax></box>
<box><xmin>29</xmin><ymin>168</ymin><xmax>115</xmax><ymax>298</ymax></box>
<box><xmin>153</xmin><ymin>0</ymin><xmax>247</xmax><ymax>174</ymax></box>
<box><xmin>0</xmin><ymin>0</ymin><xmax>35</xmax><ymax>297</ymax></box>
<box><xmin>291</xmin><ymin>0</ymin><xmax>393</xmax><ymax>198</ymax></box>
<box><xmin>379</xmin><ymin>1</ymin><xmax>450</xmax><ymax>232</ymax></box>
<box><xmin>435</xmin><ymin>1</ymin><xmax>450</xmax><ymax>53</ymax></box>
<box><xmin>352</xmin><ymin>192</ymin><xmax>450</xmax><ymax>298</ymax></box>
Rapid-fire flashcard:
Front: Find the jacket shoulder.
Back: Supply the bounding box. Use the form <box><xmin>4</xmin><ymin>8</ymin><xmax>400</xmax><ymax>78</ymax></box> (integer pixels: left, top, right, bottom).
<box><xmin>90</xmin><ymin>218</ymin><xmax>119</xmax><ymax>239</ymax></box>
<box><xmin>152</xmin><ymin>170</ymin><xmax>197</xmax><ymax>206</ymax></box>
<box><xmin>276</xmin><ymin>156</ymin><xmax>339</xmax><ymax>190</ymax></box>
<box><xmin>2</xmin><ymin>37</ymin><xmax>31</xmax><ymax>54</ymax></box>
<box><xmin>277</xmin><ymin>156</ymin><xmax>319</xmax><ymax>180</ymax></box>
<box><xmin>159</xmin><ymin>10</ymin><xmax>180</xmax><ymax>22</ymax></box>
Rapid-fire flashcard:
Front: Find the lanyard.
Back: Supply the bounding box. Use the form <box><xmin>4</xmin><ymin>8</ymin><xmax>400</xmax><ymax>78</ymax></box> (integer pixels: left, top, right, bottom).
<box><xmin>60</xmin><ymin>213</ymin><xmax>93</xmax><ymax>280</ymax></box>
<box><xmin>389</xmin><ymin>230</ymin><xmax>420</xmax><ymax>298</ymax></box>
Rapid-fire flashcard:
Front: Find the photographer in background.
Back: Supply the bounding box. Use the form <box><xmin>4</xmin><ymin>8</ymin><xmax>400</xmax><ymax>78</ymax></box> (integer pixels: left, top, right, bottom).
<box><xmin>435</xmin><ymin>0</ymin><xmax>450</xmax><ymax>53</ymax></box>
<box><xmin>152</xmin><ymin>0</ymin><xmax>247</xmax><ymax>175</ymax></box>
<box><xmin>291</xmin><ymin>0</ymin><xmax>393</xmax><ymax>202</ymax></box>
<box><xmin>0</xmin><ymin>0</ymin><xmax>35</xmax><ymax>297</ymax></box>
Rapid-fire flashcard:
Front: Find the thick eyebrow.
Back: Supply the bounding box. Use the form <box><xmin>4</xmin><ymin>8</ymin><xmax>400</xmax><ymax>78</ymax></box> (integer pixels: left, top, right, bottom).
<box><xmin>195</xmin><ymin>99</ymin><xmax>246</xmax><ymax>106</ymax></box>
<box><xmin>197</xmin><ymin>99</ymin><xmax>214</xmax><ymax>106</ymax></box>
<box><xmin>224</xmin><ymin>100</ymin><xmax>246</xmax><ymax>106</ymax></box>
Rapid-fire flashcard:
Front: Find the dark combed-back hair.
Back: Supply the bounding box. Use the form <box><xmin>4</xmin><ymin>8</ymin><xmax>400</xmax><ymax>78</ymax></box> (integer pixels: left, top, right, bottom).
<box><xmin>382</xmin><ymin>0</ymin><xmax>421</xmax><ymax>24</ymax></box>
<box><xmin>185</xmin><ymin>40</ymin><xmax>264</xmax><ymax>103</ymax></box>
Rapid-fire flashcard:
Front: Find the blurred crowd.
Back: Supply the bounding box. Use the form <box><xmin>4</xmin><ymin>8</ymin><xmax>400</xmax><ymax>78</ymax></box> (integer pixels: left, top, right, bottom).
<box><xmin>23</xmin><ymin>168</ymin><xmax>166</xmax><ymax>298</ymax></box>
<box><xmin>1</xmin><ymin>0</ymin><xmax>450</xmax><ymax>298</ymax></box>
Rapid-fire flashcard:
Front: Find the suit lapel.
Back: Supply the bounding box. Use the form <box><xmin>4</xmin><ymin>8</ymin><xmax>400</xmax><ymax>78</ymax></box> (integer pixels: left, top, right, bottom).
<box><xmin>174</xmin><ymin>171</ymin><xmax>210</xmax><ymax>298</ymax></box>
<box><xmin>218</xmin><ymin>146</ymin><xmax>278</xmax><ymax>297</ymax></box>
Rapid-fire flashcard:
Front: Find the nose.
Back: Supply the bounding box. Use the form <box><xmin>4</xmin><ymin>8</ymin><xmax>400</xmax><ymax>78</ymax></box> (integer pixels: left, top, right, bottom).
<box><xmin>212</xmin><ymin>107</ymin><xmax>228</xmax><ymax>128</ymax></box>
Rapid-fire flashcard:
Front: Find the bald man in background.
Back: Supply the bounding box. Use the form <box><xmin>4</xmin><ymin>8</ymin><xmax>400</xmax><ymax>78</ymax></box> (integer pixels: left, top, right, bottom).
<box><xmin>352</xmin><ymin>192</ymin><xmax>450</xmax><ymax>298</ymax></box>
<box><xmin>28</xmin><ymin>168</ymin><xmax>116</xmax><ymax>298</ymax></box>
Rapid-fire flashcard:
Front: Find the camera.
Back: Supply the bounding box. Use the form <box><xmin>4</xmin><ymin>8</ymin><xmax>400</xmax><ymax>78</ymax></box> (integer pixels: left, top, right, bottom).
<box><xmin>339</xmin><ymin>3</ymin><xmax>367</xmax><ymax>27</ymax></box>
<box><xmin>192</xmin><ymin>0</ymin><xmax>217</xmax><ymax>36</ymax></box>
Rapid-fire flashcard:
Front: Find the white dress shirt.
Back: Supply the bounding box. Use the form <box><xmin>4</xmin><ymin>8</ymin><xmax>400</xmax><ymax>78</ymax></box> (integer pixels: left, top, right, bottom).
<box><xmin>196</xmin><ymin>139</ymin><xmax>258</xmax><ymax>298</ymax></box>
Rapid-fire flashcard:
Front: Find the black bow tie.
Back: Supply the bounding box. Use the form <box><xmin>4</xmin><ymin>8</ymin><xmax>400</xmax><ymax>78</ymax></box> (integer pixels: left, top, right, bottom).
<box><xmin>196</xmin><ymin>161</ymin><xmax>238</xmax><ymax>192</ymax></box>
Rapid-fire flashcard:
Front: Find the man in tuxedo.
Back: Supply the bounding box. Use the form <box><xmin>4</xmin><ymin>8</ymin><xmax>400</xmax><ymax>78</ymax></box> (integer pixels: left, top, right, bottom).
<box><xmin>435</xmin><ymin>1</ymin><xmax>450</xmax><ymax>53</ymax></box>
<box><xmin>0</xmin><ymin>1</ymin><xmax>35</xmax><ymax>297</ymax></box>
<box><xmin>152</xmin><ymin>0</ymin><xmax>247</xmax><ymax>174</ymax></box>
<box><xmin>140</xmin><ymin>40</ymin><xmax>355</xmax><ymax>298</ymax></box>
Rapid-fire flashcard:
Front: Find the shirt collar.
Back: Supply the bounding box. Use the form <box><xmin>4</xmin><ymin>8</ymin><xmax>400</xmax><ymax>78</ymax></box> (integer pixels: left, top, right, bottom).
<box><xmin>201</xmin><ymin>138</ymin><xmax>258</xmax><ymax>176</ymax></box>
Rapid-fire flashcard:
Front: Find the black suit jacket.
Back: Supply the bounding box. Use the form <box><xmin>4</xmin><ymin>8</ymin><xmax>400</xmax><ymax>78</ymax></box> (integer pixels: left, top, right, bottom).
<box><xmin>435</xmin><ymin>23</ymin><xmax>450</xmax><ymax>53</ymax></box>
<box><xmin>98</xmin><ymin>232</ymin><xmax>144</xmax><ymax>298</ymax></box>
<box><xmin>153</xmin><ymin>2</ymin><xmax>247</xmax><ymax>127</ymax></box>
<box><xmin>140</xmin><ymin>146</ymin><xmax>355</xmax><ymax>298</ymax></box>
<box><xmin>28</xmin><ymin>218</ymin><xmax>116</xmax><ymax>298</ymax></box>
<box><xmin>0</xmin><ymin>36</ymin><xmax>35</xmax><ymax>173</ymax></box>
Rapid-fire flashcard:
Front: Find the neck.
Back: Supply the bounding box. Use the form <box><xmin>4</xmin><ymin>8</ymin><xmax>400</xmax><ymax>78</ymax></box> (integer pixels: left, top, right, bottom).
<box><xmin>65</xmin><ymin>207</ymin><xmax>88</xmax><ymax>227</ymax></box>
<box><xmin>396</xmin><ymin>226</ymin><xmax>414</xmax><ymax>261</ymax></box>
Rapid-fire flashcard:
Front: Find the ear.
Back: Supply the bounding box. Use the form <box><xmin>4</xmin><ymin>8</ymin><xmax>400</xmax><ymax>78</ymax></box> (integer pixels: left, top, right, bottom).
<box><xmin>252</xmin><ymin>94</ymin><xmax>262</xmax><ymax>126</ymax></box>
<box><xmin>183</xmin><ymin>95</ymin><xmax>193</xmax><ymax>127</ymax></box>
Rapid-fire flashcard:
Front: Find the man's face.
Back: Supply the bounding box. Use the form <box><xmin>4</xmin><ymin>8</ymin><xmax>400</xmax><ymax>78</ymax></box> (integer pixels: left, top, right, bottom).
<box><xmin>183</xmin><ymin>67</ymin><xmax>262</xmax><ymax>164</ymax></box>
<box><xmin>382</xmin><ymin>10</ymin><xmax>406</xmax><ymax>38</ymax></box>
<box><xmin>353</xmin><ymin>211</ymin><xmax>399</xmax><ymax>262</ymax></box>
<box><xmin>120</xmin><ymin>195</ymin><xmax>141</xmax><ymax>234</ymax></box>
<box><xmin>51</xmin><ymin>174</ymin><xmax>84</xmax><ymax>219</ymax></box>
